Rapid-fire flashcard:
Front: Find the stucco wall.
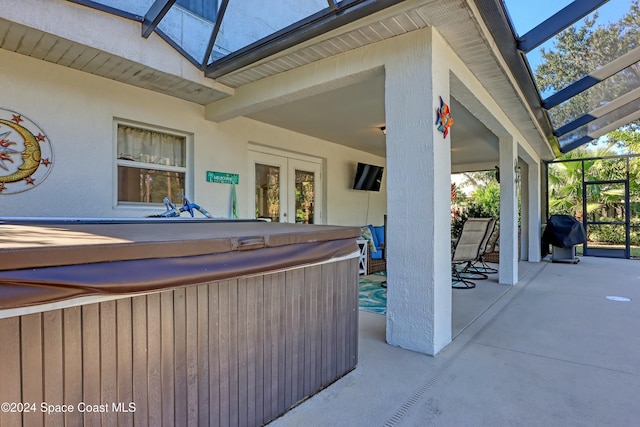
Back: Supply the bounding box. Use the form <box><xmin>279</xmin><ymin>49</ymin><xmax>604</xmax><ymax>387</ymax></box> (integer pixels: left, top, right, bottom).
<box><xmin>0</xmin><ymin>49</ymin><xmax>385</xmax><ymax>225</ymax></box>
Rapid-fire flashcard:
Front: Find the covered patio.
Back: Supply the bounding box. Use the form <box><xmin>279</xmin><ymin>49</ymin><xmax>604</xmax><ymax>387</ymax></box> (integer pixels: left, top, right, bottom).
<box><xmin>270</xmin><ymin>256</ymin><xmax>640</xmax><ymax>426</ymax></box>
<box><xmin>3</xmin><ymin>0</ymin><xmax>637</xmax><ymax>358</ymax></box>
<box><xmin>1</xmin><ymin>1</ymin><xmax>639</xmax><ymax>424</ymax></box>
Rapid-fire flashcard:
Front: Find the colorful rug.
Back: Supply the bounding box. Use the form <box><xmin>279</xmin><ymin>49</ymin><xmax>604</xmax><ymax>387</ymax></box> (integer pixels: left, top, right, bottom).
<box><xmin>358</xmin><ymin>272</ymin><xmax>387</xmax><ymax>315</ymax></box>
<box><xmin>359</xmin><ymin>272</ymin><xmax>479</xmax><ymax>313</ymax></box>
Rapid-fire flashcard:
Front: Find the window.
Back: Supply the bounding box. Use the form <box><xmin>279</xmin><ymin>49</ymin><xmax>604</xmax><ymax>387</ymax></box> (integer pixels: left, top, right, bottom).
<box><xmin>176</xmin><ymin>0</ymin><xmax>217</xmax><ymax>22</ymax></box>
<box><xmin>116</xmin><ymin>123</ymin><xmax>188</xmax><ymax>205</ymax></box>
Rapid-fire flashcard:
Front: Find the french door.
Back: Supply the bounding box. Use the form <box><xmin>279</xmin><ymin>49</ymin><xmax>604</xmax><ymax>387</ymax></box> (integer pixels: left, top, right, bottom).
<box><xmin>249</xmin><ymin>150</ymin><xmax>323</xmax><ymax>224</ymax></box>
<box><xmin>582</xmin><ymin>179</ymin><xmax>630</xmax><ymax>258</ymax></box>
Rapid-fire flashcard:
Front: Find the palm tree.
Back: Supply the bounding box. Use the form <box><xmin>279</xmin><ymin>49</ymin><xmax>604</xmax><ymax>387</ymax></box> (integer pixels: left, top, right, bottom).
<box><xmin>548</xmin><ymin>159</ymin><xmax>584</xmax><ymax>216</ymax></box>
<box><xmin>548</xmin><ymin>145</ymin><xmax>620</xmax><ymax>218</ymax></box>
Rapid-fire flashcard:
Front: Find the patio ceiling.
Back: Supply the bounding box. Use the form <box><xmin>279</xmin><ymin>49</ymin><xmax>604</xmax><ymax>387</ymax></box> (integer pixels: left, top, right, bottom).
<box><xmin>245</xmin><ymin>72</ymin><xmax>499</xmax><ymax>166</ymax></box>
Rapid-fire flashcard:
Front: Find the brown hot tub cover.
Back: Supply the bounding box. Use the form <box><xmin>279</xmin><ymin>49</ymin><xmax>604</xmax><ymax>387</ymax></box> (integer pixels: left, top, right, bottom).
<box><xmin>0</xmin><ymin>219</ymin><xmax>360</xmax><ymax>309</ymax></box>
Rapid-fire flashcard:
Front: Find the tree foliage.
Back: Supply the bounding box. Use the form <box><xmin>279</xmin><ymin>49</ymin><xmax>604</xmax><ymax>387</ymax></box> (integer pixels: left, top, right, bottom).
<box><xmin>604</xmin><ymin>125</ymin><xmax>640</xmax><ymax>154</ymax></box>
<box><xmin>548</xmin><ymin>144</ymin><xmax>624</xmax><ymax>217</ymax></box>
<box><xmin>451</xmin><ymin>171</ymin><xmax>501</xmax><ymax>238</ymax></box>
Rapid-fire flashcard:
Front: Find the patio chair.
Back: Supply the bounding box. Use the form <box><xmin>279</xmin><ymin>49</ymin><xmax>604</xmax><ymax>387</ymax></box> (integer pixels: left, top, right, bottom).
<box><xmin>482</xmin><ymin>226</ymin><xmax>522</xmax><ymax>264</ymax></box>
<box><xmin>468</xmin><ymin>217</ymin><xmax>498</xmax><ymax>275</ymax></box>
<box><xmin>452</xmin><ymin>217</ymin><xmax>493</xmax><ymax>289</ymax></box>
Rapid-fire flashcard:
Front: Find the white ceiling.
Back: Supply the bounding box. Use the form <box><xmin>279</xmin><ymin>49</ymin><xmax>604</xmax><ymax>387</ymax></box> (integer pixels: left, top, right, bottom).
<box><xmin>247</xmin><ymin>73</ymin><xmax>499</xmax><ymax>167</ymax></box>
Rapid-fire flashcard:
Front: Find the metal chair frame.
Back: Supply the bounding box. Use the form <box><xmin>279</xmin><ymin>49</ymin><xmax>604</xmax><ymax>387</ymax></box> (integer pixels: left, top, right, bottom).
<box><xmin>452</xmin><ymin>218</ymin><xmax>493</xmax><ymax>289</ymax></box>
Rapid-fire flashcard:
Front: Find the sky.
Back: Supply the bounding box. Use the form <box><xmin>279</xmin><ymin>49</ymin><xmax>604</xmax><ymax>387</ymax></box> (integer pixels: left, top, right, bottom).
<box><xmin>503</xmin><ymin>0</ymin><xmax>632</xmax><ymax>36</ymax></box>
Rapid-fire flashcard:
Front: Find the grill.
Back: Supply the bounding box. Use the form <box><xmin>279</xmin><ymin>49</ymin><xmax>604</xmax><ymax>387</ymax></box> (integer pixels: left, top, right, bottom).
<box><xmin>542</xmin><ymin>215</ymin><xmax>586</xmax><ymax>263</ymax></box>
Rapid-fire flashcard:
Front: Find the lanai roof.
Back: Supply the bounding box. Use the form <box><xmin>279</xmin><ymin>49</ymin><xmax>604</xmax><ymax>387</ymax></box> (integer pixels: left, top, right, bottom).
<box><xmin>16</xmin><ymin>1</ymin><xmax>640</xmax><ymax>155</ymax></box>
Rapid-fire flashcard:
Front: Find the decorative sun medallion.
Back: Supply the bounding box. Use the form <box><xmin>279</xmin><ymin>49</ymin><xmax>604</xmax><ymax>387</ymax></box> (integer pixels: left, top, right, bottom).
<box><xmin>435</xmin><ymin>96</ymin><xmax>453</xmax><ymax>139</ymax></box>
<box><xmin>0</xmin><ymin>109</ymin><xmax>54</xmax><ymax>194</ymax></box>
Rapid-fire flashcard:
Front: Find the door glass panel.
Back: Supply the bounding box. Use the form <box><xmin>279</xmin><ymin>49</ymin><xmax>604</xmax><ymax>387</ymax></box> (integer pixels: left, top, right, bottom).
<box><xmin>586</xmin><ymin>224</ymin><xmax>627</xmax><ymax>253</ymax></box>
<box><xmin>255</xmin><ymin>163</ymin><xmax>280</xmax><ymax>222</ymax></box>
<box><xmin>585</xmin><ymin>182</ymin><xmax>626</xmax><ymax>223</ymax></box>
<box><xmin>630</xmin><ymin>157</ymin><xmax>640</xmax><ymax>220</ymax></box>
<box><xmin>294</xmin><ymin>169</ymin><xmax>315</xmax><ymax>224</ymax></box>
<box><xmin>583</xmin><ymin>158</ymin><xmax>627</xmax><ymax>182</ymax></box>
<box><xmin>631</xmin><ymin>226</ymin><xmax>640</xmax><ymax>259</ymax></box>
<box><xmin>584</xmin><ymin>182</ymin><xmax>628</xmax><ymax>258</ymax></box>
<box><xmin>631</xmin><ymin>196</ymin><xmax>640</xmax><ymax>219</ymax></box>
<box><xmin>630</xmin><ymin>160</ymin><xmax>639</xmax><ymax>256</ymax></box>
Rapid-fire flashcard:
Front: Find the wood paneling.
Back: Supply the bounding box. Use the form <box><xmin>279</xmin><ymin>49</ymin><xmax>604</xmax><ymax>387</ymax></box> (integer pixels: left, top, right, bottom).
<box><xmin>82</xmin><ymin>303</ymin><xmax>101</xmax><ymax>427</ymax></box>
<box><xmin>0</xmin><ymin>316</ymin><xmax>21</xmax><ymax>427</ymax></box>
<box><xmin>21</xmin><ymin>313</ymin><xmax>43</xmax><ymax>427</ymax></box>
<box><xmin>0</xmin><ymin>259</ymin><xmax>357</xmax><ymax>427</ymax></box>
<box><xmin>64</xmin><ymin>307</ymin><xmax>83</xmax><ymax>427</ymax></box>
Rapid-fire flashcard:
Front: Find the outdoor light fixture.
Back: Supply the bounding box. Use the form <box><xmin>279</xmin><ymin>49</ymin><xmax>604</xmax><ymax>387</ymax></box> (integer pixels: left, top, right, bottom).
<box><xmin>380</xmin><ymin>126</ymin><xmax>386</xmax><ymax>135</ymax></box>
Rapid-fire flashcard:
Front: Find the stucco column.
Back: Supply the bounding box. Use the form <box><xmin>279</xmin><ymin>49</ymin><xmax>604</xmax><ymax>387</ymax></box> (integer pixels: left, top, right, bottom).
<box><xmin>384</xmin><ymin>28</ymin><xmax>452</xmax><ymax>355</ymax></box>
<box><xmin>527</xmin><ymin>161</ymin><xmax>542</xmax><ymax>262</ymax></box>
<box><xmin>499</xmin><ymin>137</ymin><xmax>519</xmax><ymax>284</ymax></box>
<box><xmin>520</xmin><ymin>162</ymin><xmax>529</xmax><ymax>260</ymax></box>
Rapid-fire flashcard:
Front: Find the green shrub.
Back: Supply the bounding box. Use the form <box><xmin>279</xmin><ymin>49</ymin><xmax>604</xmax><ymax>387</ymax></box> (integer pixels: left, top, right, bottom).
<box><xmin>451</xmin><ymin>201</ymin><xmax>497</xmax><ymax>239</ymax></box>
<box><xmin>588</xmin><ymin>218</ymin><xmax>640</xmax><ymax>244</ymax></box>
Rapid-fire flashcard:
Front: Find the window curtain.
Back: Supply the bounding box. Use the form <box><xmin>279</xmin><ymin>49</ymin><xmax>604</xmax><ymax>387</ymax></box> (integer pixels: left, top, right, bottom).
<box><xmin>117</xmin><ymin>126</ymin><xmax>185</xmax><ymax>167</ymax></box>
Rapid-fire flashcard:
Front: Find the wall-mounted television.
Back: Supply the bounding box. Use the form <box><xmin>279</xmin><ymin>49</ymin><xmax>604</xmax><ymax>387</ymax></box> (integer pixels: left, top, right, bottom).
<box><xmin>353</xmin><ymin>162</ymin><xmax>384</xmax><ymax>191</ymax></box>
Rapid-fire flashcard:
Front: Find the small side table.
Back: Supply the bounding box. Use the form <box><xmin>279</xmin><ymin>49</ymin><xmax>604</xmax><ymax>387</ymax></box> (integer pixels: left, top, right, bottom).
<box><xmin>357</xmin><ymin>239</ymin><xmax>368</xmax><ymax>275</ymax></box>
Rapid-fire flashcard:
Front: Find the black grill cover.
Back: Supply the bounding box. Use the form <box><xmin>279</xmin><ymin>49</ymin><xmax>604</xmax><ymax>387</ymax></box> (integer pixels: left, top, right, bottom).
<box><xmin>542</xmin><ymin>215</ymin><xmax>586</xmax><ymax>248</ymax></box>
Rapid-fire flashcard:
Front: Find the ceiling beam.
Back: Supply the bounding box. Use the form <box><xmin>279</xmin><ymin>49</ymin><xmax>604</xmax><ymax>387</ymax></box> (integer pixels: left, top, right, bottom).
<box><xmin>543</xmin><ymin>45</ymin><xmax>640</xmax><ymax>109</ymax></box>
<box><xmin>154</xmin><ymin>28</ymin><xmax>200</xmax><ymax>67</ymax></box>
<box><xmin>554</xmin><ymin>86</ymin><xmax>640</xmax><ymax>137</ymax></box>
<box><xmin>560</xmin><ymin>108</ymin><xmax>640</xmax><ymax>152</ymax></box>
<box><xmin>142</xmin><ymin>0</ymin><xmax>176</xmax><ymax>39</ymax></box>
<box><xmin>202</xmin><ymin>0</ymin><xmax>230</xmax><ymax>66</ymax></box>
<box><xmin>517</xmin><ymin>0</ymin><xmax>609</xmax><ymax>53</ymax></box>
<box><xmin>560</xmin><ymin>136</ymin><xmax>593</xmax><ymax>153</ymax></box>
<box><xmin>587</xmin><ymin>108</ymin><xmax>640</xmax><ymax>141</ymax></box>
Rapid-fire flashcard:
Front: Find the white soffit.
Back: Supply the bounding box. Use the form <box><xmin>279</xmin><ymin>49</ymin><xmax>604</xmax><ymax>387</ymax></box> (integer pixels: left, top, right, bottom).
<box><xmin>0</xmin><ymin>17</ymin><xmax>231</xmax><ymax>105</ymax></box>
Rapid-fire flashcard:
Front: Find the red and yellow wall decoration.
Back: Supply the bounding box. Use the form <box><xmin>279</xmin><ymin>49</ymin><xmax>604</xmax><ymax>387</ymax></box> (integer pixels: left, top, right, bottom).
<box><xmin>435</xmin><ymin>96</ymin><xmax>453</xmax><ymax>139</ymax></box>
<box><xmin>0</xmin><ymin>109</ymin><xmax>53</xmax><ymax>194</ymax></box>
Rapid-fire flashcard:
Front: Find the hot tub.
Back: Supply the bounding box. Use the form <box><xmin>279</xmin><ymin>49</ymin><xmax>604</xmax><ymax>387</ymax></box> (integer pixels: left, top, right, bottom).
<box><xmin>0</xmin><ymin>218</ymin><xmax>360</xmax><ymax>426</ymax></box>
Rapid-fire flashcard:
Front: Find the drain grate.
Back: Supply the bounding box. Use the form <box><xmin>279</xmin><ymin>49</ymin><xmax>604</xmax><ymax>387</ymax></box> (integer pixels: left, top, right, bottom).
<box><xmin>606</xmin><ymin>296</ymin><xmax>631</xmax><ymax>302</ymax></box>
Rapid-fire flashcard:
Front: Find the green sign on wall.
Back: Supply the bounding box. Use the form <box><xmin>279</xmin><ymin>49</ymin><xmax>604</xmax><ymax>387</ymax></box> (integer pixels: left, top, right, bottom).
<box><xmin>206</xmin><ymin>171</ymin><xmax>239</xmax><ymax>184</ymax></box>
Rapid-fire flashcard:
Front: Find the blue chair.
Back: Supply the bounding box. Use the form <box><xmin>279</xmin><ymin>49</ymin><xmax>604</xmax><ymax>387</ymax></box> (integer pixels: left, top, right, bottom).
<box><xmin>367</xmin><ymin>215</ymin><xmax>386</xmax><ymax>275</ymax></box>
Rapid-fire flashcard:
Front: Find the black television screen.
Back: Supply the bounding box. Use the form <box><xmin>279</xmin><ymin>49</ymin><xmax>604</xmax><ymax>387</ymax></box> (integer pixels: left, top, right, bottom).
<box><xmin>353</xmin><ymin>162</ymin><xmax>384</xmax><ymax>191</ymax></box>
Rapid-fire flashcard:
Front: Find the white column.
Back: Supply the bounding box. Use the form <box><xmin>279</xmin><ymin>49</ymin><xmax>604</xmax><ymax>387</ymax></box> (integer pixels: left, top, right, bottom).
<box><xmin>499</xmin><ymin>137</ymin><xmax>518</xmax><ymax>284</ymax></box>
<box><xmin>385</xmin><ymin>28</ymin><xmax>452</xmax><ymax>355</ymax></box>
<box><xmin>527</xmin><ymin>161</ymin><xmax>542</xmax><ymax>262</ymax></box>
<box><xmin>520</xmin><ymin>162</ymin><xmax>529</xmax><ymax>260</ymax></box>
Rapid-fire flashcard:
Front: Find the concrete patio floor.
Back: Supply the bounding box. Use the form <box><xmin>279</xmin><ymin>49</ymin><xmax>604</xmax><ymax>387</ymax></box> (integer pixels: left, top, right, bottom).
<box><xmin>268</xmin><ymin>256</ymin><xmax>640</xmax><ymax>426</ymax></box>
